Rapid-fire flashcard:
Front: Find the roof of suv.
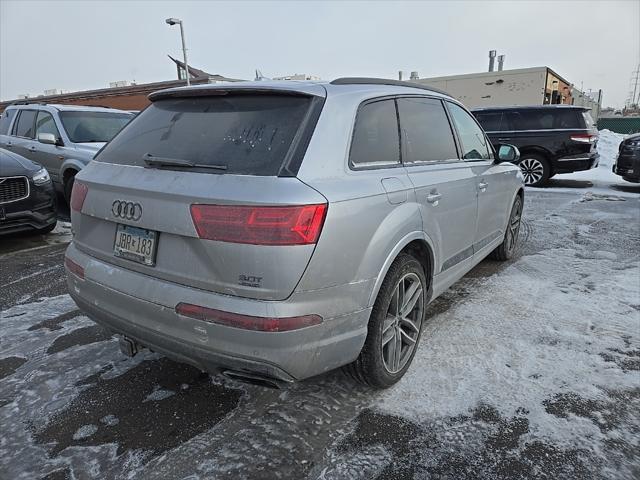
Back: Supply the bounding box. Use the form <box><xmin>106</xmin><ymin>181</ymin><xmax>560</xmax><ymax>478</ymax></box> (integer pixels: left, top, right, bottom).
<box><xmin>7</xmin><ymin>103</ymin><xmax>132</xmax><ymax>114</ymax></box>
<box><xmin>148</xmin><ymin>77</ymin><xmax>453</xmax><ymax>102</ymax></box>
<box><xmin>472</xmin><ymin>105</ymin><xmax>590</xmax><ymax>112</ymax></box>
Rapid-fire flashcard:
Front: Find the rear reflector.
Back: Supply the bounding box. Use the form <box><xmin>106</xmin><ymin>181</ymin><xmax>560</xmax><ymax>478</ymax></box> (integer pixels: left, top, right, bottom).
<box><xmin>175</xmin><ymin>302</ymin><xmax>322</xmax><ymax>332</ymax></box>
<box><xmin>190</xmin><ymin>204</ymin><xmax>327</xmax><ymax>245</ymax></box>
<box><xmin>570</xmin><ymin>134</ymin><xmax>597</xmax><ymax>143</ymax></box>
<box><xmin>70</xmin><ymin>182</ymin><xmax>88</xmax><ymax>212</ymax></box>
<box><xmin>64</xmin><ymin>257</ymin><xmax>85</xmax><ymax>279</ymax></box>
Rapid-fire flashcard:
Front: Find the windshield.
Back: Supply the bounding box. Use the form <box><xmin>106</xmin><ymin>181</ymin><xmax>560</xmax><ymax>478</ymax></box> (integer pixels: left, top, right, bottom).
<box><xmin>59</xmin><ymin>111</ymin><xmax>133</xmax><ymax>143</ymax></box>
<box><xmin>95</xmin><ymin>94</ymin><xmax>313</xmax><ymax>176</ymax></box>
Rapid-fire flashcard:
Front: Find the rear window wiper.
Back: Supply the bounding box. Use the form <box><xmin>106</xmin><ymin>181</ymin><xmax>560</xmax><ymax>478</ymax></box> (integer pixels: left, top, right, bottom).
<box><xmin>143</xmin><ymin>153</ymin><xmax>227</xmax><ymax>171</ymax></box>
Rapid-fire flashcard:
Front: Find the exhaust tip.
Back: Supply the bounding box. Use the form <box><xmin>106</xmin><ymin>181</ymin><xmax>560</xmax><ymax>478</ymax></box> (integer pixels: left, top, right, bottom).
<box><xmin>222</xmin><ymin>370</ymin><xmax>286</xmax><ymax>389</ymax></box>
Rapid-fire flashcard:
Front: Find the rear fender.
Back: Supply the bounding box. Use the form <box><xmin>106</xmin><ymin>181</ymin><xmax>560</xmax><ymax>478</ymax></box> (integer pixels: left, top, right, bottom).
<box><xmin>366</xmin><ymin>230</ymin><xmax>436</xmax><ymax>308</ymax></box>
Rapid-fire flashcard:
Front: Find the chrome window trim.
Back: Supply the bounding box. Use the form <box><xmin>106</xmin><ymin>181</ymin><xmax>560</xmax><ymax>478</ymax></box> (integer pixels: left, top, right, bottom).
<box><xmin>483</xmin><ymin>128</ymin><xmax>591</xmax><ymax>134</ymax></box>
<box><xmin>0</xmin><ymin>175</ymin><xmax>30</xmax><ymax>204</ymax></box>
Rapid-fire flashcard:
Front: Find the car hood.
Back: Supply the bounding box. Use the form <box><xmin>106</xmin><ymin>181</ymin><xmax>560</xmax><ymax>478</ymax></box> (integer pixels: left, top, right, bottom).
<box><xmin>0</xmin><ymin>148</ymin><xmax>41</xmax><ymax>177</ymax></box>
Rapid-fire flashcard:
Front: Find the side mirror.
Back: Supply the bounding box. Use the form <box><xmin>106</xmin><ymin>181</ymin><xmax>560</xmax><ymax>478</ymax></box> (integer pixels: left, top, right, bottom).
<box><xmin>496</xmin><ymin>144</ymin><xmax>520</xmax><ymax>163</ymax></box>
<box><xmin>37</xmin><ymin>133</ymin><xmax>58</xmax><ymax>145</ymax></box>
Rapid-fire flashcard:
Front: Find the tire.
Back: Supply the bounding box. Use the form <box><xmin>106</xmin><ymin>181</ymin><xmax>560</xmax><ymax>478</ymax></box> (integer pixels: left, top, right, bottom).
<box><xmin>35</xmin><ymin>221</ymin><xmax>57</xmax><ymax>235</ymax></box>
<box><xmin>344</xmin><ymin>253</ymin><xmax>427</xmax><ymax>388</ymax></box>
<box><xmin>63</xmin><ymin>172</ymin><xmax>76</xmax><ymax>205</ymax></box>
<box><xmin>490</xmin><ymin>195</ymin><xmax>523</xmax><ymax>261</ymax></box>
<box><xmin>518</xmin><ymin>154</ymin><xmax>550</xmax><ymax>187</ymax></box>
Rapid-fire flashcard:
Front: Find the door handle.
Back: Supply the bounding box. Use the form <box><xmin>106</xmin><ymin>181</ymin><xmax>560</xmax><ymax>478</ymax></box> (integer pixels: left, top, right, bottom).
<box><xmin>426</xmin><ymin>193</ymin><xmax>442</xmax><ymax>204</ymax></box>
<box><xmin>478</xmin><ymin>181</ymin><xmax>488</xmax><ymax>192</ymax></box>
<box><xmin>28</xmin><ymin>146</ymin><xmax>37</xmax><ymax>152</ymax></box>
<box><xmin>498</xmin><ymin>138</ymin><xmax>511</xmax><ymax>142</ymax></box>
<box><xmin>5</xmin><ymin>142</ymin><xmax>13</xmax><ymax>148</ymax></box>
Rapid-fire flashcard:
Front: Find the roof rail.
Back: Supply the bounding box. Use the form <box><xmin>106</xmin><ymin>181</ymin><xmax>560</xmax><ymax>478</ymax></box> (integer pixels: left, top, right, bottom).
<box><xmin>330</xmin><ymin>77</ymin><xmax>450</xmax><ymax>96</ymax></box>
<box><xmin>9</xmin><ymin>101</ymin><xmax>48</xmax><ymax>106</ymax></box>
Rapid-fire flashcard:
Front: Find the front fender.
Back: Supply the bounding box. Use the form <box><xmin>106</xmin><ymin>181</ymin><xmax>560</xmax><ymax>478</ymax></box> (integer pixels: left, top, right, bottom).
<box><xmin>60</xmin><ymin>158</ymin><xmax>88</xmax><ymax>182</ymax></box>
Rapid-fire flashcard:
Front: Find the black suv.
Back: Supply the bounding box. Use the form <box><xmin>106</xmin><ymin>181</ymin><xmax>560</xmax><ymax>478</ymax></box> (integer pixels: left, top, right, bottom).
<box><xmin>613</xmin><ymin>132</ymin><xmax>640</xmax><ymax>183</ymax></box>
<box><xmin>472</xmin><ymin>105</ymin><xmax>599</xmax><ymax>186</ymax></box>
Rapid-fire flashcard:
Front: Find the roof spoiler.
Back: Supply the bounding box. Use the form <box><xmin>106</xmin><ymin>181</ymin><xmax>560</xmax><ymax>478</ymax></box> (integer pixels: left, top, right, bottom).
<box><xmin>330</xmin><ymin>77</ymin><xmax>450</xmax><ymax>97</ymax></box>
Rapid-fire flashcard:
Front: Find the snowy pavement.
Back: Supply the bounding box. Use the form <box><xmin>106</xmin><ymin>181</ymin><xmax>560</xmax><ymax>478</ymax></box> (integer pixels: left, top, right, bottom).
<box><xmin>1</xmin><ymin>140</ymin><xmax>639</xmax><ymax>479</ymax></box>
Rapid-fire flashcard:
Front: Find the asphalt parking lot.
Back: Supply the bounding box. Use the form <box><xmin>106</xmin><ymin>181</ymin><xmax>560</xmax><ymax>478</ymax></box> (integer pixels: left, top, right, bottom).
<box><xmin>1</xmin><ymin>182</ymin><xmax>639</xmax><ymax>480</ymax></box>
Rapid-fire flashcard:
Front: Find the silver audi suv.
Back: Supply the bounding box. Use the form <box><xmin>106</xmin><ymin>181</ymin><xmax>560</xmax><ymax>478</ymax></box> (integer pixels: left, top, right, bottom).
<box><xmin>65</xmin><ymin>78</ymin><xmax>524</xmax><ymax>388</ymax></box>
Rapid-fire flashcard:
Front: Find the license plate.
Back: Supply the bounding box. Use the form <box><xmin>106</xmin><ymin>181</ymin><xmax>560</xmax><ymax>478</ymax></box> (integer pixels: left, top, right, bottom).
<box><xmin>113</xmin><ymin>224</ymin><xmax>158</xmax><ymax>266</ymax></box>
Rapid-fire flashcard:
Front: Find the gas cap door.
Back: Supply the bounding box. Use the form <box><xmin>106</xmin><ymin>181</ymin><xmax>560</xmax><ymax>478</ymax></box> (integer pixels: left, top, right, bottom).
<box><xmin>381</xmin><ymin>177</ymin><xmax>408</xmax><ymax>205</ymax></box>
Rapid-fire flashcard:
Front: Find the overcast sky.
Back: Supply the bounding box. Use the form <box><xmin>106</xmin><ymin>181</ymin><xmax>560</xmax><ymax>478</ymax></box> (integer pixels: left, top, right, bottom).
<box><xmin>1</xmin><ymin>0</ymin><xmax>638</xmax><ymax>107</ymax></box>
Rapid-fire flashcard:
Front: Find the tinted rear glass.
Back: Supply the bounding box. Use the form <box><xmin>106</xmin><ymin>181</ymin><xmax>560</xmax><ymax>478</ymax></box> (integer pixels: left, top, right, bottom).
<box><xmin>96</xmin><ymin>95</ymin><xmax>312</xmax><ymax>176</ymax></box>
<box><xmin>14</xmin><ymin>110</ymin><xmax>37</xmax><ymax>138</ymax></box>
<box><xmin>397</xmin><ymin>97</ymin><xmax>458</xmax><ymax>162</ymax></box>
<box><xmin>582</xmin><ymin>111</ymin><xmax>595</xmax><ymax>128</ymax></box>
<box><xmin>349</xmin><ymin>99</ymin><xmax>400</xmax><ymax>167</ymax></box>
<box><xmin>0</xmin><ymin>109</ymin><xmax>14</xmax><ymax>135</ymax></box>
<box><xmin>59</xmin><ymin>111</ymin><xmax>132</xmax><ymax>143</ymax></box>
<box><xmin>474</xmin><ymin>112</ymin><xmax>503</xmax><ymax>131</ymax></box>
<box><xmin>506</xmin><ymin>109</ymin><xmax>582</xmax><ymax>130</ymax></box>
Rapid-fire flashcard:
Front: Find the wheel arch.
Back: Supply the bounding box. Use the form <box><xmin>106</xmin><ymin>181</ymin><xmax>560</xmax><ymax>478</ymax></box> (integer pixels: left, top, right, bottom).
<box><xmin>367</xmin><ymin>232</ymin><xmax>436</xmax><ymax>308</ymax></box>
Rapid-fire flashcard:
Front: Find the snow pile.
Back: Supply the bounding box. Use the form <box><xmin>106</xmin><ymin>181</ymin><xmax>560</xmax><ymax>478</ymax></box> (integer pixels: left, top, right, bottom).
<box><xmin>595</xmin><ymin>129</ymin><xmax>625</xmax><ymax>168</ymax></box>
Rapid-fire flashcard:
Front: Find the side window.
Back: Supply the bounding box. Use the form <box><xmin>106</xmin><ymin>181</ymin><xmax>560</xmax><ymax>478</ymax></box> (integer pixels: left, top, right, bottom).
<box><xmin>554</xmin><ymin>110</ymin><xmax>581</xmax><ymax>129</ymax></box>
<box><xmin>397</xmin><ymin>97</ymin><xmax>458</xmax><ymax>163</ymax></box>
<box><xmin>350</xmin><ymin>99</ymin><xmax>400</xmax><ymax>167</ymax></box>
<box><xmin>0</xmin><ymin>109</ymin><xmax>14</xmax><ymax>135</ymax></box>
<box><xmin>474</xmin><ymin>112</ymin><xmax>503</xmax><ymax>132</ymax></box>
<box><xmin>447</xmin><ymin>102</ymin><xmax>492</xmax><ymax>161</ymax></box>
<box><xmin>35</xmin><ymin>111</ymin><xmax>61</xmax><ymax>138</ymax></box>
<box><xmin>14</xmin><ymin>110</ymin><xmax>37</xmax><ymax>138</ymax></box>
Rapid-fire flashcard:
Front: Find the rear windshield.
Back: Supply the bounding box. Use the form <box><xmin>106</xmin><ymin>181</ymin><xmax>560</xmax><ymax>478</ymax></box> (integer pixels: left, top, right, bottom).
<box><xmin>582</xmin><ymin>111</ymin><xmax>595</xmax><ymax>129</ymax></box>
<box><xmin>60</xmin><ymin>111</ymin><xmax>133</xmax><ymax>143</ymax></box>
<box><xmin>95</xmin><ymin>94</ymin><xmax>313</xmax><ymax>176</ymax></box>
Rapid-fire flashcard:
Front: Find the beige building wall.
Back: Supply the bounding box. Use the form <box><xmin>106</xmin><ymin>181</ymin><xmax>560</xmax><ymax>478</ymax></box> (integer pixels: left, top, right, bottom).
<box><xmin>413</xmin><ymin>67</ymin><xmax>549</xmax><ymax>108</ymax></box>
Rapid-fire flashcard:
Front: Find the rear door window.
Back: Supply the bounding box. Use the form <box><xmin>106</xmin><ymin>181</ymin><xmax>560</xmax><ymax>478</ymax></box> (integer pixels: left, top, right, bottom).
<box><xmin>446</xmin><ymin>102</ymin><xmax>492</xmax><ymax>161</ymax></box>
<box><xmin>474</xmin><ymin>112</ymin><xmax>503</xmax><ymax>132</ymax></box>
<box><xmin>13</xmin><ymin>110</ymin><xmax>37</xmax><ymax>138</ymax></box>
<box><xmin>350</xmin><ymin>99</ymin><xmax>400</xmax><ymax>168</ymax></box>
<box><xmin>0</xmin><ymin>109</ymin><xmax>14</xmax><ymax>135</ymax></box>
<box><xmin>397</xmin><ymin>97</ymin><xmax>458</xmax><ymax>163</ymax></box>
<box><xmin>96</xmin><ymin>95</ymin><xmax>314</xmax><ymax>176</ymax></box>
<box><xmin>510</xmin><ymin>109</ymin><xmax>581</xmax><ymax>130</ymax></box>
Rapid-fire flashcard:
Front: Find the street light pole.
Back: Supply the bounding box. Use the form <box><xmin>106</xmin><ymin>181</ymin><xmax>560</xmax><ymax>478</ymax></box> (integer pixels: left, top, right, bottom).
<box><xmin>166</xmin><ymin>18</ymin><xmax>190</xmax><ymax>86</ymax></box>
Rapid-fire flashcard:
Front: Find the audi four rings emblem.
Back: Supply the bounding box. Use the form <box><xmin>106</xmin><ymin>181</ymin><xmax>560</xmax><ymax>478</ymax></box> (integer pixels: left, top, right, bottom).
<box><xmin>112</xmin><ymin>200</ymin><xmax>142</xmax><ymax>221</ymax></box>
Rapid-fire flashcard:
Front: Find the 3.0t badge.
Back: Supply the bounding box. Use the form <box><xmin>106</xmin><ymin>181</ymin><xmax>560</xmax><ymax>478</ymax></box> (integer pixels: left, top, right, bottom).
<box><xmin>112</xmin><ymin>200</ymin><xmax>142</xmax><ymax>221</ymax></box>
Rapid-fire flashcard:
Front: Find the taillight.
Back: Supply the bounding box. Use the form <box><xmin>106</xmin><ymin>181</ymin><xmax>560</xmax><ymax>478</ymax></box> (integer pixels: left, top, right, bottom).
<box><xmin>64</xmin><ymin>257</ymin><xmax>84</xmax><ymax>279</ymax></box>
<box><xmin>190</xmin><ymin>204</ymin><xmax>327</xmax><ymax>245</ymax></box>
<box><xmin>175</xmin><ymin>303</ymin><xmax>322</xmax><ymax>332</ymax></box>
<box><xmin>570</xmin><ymin>134</ymin><xmax>597</xmax><ymax>144</ymax></box>
<box><xmin>70</xmin><ymin>182</ymin><xmax>88</xmax><ymax>212</ymax></box>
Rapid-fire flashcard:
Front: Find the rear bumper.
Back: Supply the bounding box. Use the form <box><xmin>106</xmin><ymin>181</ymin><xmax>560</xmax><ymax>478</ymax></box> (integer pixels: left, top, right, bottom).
<box><xmin>65</xmin><ymin>242</ymin><xmax>371</xmax><ymax>381</ymax></box>
<box><xmin>553</xmin><ymin>153</ymin><xmax>599</xmax><ymax>174</ymax></box>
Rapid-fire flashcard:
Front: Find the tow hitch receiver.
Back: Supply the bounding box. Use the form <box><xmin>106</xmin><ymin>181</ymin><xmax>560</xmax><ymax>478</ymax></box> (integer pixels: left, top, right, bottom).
<box><xmin>119</xmin><ymin>336</ymin><xmax>141</xmax><ymax>357</ymax></box>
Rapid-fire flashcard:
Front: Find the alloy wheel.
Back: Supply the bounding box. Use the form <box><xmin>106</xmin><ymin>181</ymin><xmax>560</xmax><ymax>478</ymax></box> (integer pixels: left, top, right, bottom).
<box><xmin>519</xmin><ymin>158</ymin><xmax>545</xmax><ymax>185</ymax></box>
<box><xmin>381</xmin><ymin>272</ymin><xmax>424</xmax><ymax>374</ymax></box>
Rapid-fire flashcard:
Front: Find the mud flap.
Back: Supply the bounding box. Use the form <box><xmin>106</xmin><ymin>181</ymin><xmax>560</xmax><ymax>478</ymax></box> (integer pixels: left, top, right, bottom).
<box><xmin>118</xmin><ymin>335</ymin><xmax>141</xmax><ymax>357</ymax></box>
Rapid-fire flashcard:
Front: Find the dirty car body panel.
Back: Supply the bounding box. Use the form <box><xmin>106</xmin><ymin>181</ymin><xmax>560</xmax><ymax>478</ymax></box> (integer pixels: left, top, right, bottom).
<box><xmin>66</xmin><ymin>80</ymin><xmax>523</xmax><ymax>383</ymax></box>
